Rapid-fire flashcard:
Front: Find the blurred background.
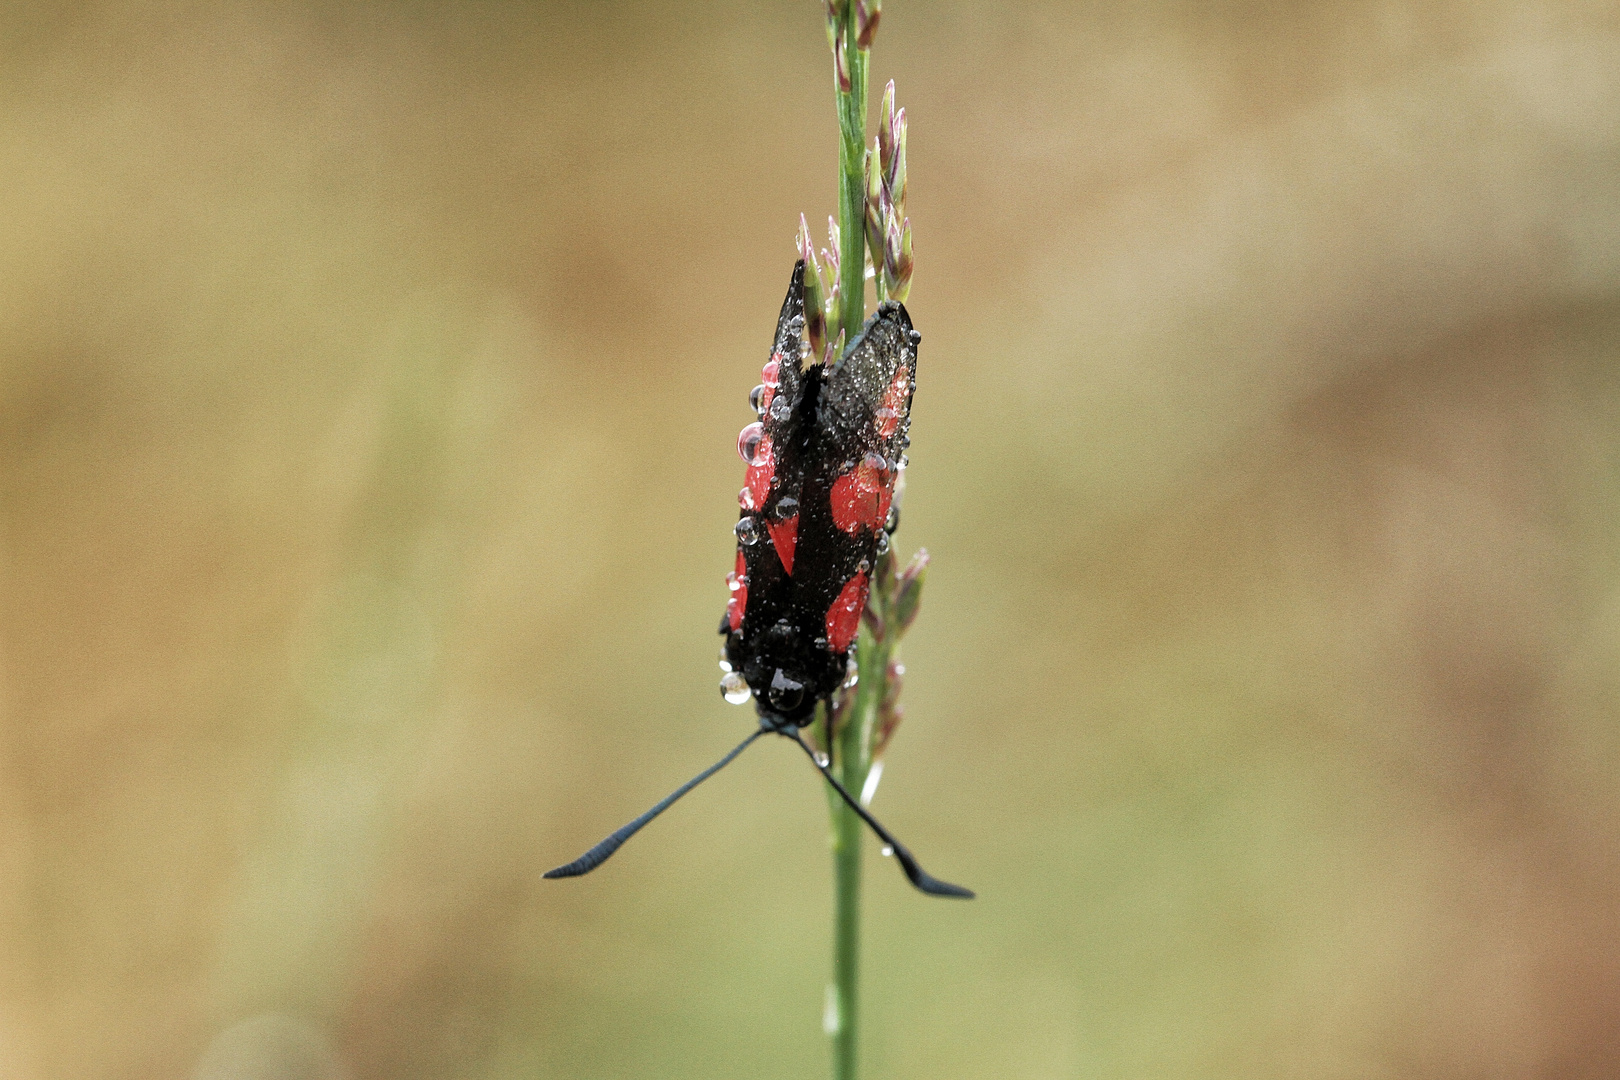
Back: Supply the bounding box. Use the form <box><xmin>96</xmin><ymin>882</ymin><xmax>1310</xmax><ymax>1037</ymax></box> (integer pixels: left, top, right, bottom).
<box><xmin>2</xmin><ymin>2</ymin><xmax>1619</xmax><ymax>1078</ymax></box>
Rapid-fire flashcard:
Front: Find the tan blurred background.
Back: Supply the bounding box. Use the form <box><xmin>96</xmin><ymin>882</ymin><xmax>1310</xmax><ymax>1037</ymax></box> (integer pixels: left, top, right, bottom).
<box><xmin>2</xmin><ymin>2</ymin><xmax>1619</xmax><ymax>1078</ymax></box>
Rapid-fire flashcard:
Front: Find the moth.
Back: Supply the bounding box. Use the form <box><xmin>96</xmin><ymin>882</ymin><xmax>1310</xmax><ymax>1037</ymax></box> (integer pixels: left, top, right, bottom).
<box><xmin>546</xmin><ymin>262</ymin><xmax>972</xmax><ymax>898</ymax></box>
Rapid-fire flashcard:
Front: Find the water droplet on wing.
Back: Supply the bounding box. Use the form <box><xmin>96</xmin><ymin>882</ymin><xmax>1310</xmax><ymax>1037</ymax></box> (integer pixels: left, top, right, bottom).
<box><xmin>737</xmin><ymin>422</ymin><xmax>767</xmax><ymax>465</ymax></box>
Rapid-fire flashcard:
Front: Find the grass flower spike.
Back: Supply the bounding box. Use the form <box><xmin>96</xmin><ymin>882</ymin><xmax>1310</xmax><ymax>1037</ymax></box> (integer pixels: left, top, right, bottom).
<box><xmin>867</xmin><ymin>81</ymin><xmax>913</xmax><ymax>303</ymax></box>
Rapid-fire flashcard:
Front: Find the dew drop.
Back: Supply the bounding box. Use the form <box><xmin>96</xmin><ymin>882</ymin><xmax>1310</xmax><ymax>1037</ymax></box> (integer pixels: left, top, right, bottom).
<box><xmin>775</xmin><ymin>495</ymin><xmax>799</xmax><ymax>519</ymax></box>
<box><xmin>814</xmin><ymin>636</ymin><xmax>829</xmax><ymax>650</ymax></box>
<box><xmin>884</xmin><ymin>505</ymin><xmax>900</xmax><ymax>532</ymax></box>
<box><xmin>874</xmin><ymin>407</ymin><xmax>897</xmax><ymax>430</ymax></box>
<box><xmin>857</xmin><ymin>558</ymin><xmax>871</xmax><ymax>574</ymax></box>
<box><xmin>749</xmin><ymin>384</ymin><xmax>768</xmax><ymax>414</ymax></box>
<box><xmin>718</xmin><ymin>648</ymin><xmax>732</xmax><ymax>673</ymax></box>
<box><xmin>720</xmin><ymin>671</ymin><xmax>751</xmax><ymax>705</ymax></box>
<box><xmin>737</xmin><ymin>422</ymin><xmax>766</xmax><ymax>465</ymax></box>
<box><xmin>862</xmin><ymin>451</ymin><xmax>888</xmax><ymax>473</ymax></box>
<box><xmin>768</xmin><ymin>670</ymin><xmax>805</xmax><ymax>712</ymax></box>
<box><xmin>875</xmin><ymin>530</ymin><xmax>890</xmax><ymax>556</ymax></box>
<box><xmin>842</xmin><ymin>665</ymin><xmax>859</xmax><ymax>689</ymax></box>
<box><xmin>814</xmin><ymin>752</ymin><xmax>830</xmax><ymax>768</ymax></box>
<box><xmin>860</xmin><ymin>759</ymin><xmax>884</xmax><ymax>806</ymax></box>
<box><xmin>769</xmin><ymin>397</ymin><xmax>792</xmax><ymax>423</ymax></box>
<box><xmin>739</xmin><ymin>486</ymin><xmax>756</xmax><ymax>510</ymax></box>
<box><xmin>881</xmin><ymin>845</ymin><xmax>894</xmax><ymax>857</ymax></box>
<box><xmin>897</xmin><ymin>453</ymin><xmax>909</xmax><ymax>470</ymax></box>
<box><xmin>726</xmin><ymin>571</ymin><xmax>744</xmax><ymax>593</ymax></box>
<box><xmin>735</xmin><ymin>517</ymin><xmax>761</xmax><ymax>545</ymax></box>
<box><xmin>761</xmin><ymin>358</ymin><xmax>781</xmax><ymax>388</ymax></box>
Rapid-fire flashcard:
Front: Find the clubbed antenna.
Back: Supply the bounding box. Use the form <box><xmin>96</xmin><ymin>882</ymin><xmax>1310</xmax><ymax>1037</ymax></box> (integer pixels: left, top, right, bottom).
<box><xmin>787</xmin><ymin>730</ymin><xmax>971</xmax><ymax>898</ymax></box>
<box><xmin>544</xmin><ymin>730</ymin><xmax>766</xmax><ymax>879</ymax></box>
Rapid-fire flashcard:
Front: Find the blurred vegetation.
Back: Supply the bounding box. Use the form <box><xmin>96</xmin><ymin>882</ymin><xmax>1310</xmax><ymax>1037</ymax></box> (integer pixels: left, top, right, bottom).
<box><xmin>2</xmin><ymin>2</ymin><xmax>1620</xmax><ymax>1078</ymax></box>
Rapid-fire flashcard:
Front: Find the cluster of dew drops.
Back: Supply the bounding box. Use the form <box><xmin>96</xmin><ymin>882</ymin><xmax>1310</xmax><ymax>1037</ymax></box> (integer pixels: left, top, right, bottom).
<box><xmin>719</xmin><ymin>357</ymin><xmax>786</xmax><ymax>707</ymax></box>
<box><xmin>718</xmin><ymin>353</ymin><xmax>907</xmax><ymax>709</ymax></box>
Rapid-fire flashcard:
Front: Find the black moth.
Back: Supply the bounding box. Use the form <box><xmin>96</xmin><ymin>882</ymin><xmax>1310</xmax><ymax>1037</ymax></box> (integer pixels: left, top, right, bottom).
<box><xmin>545</xmin><ymin>262</ymin><xmax>972</xmax><ymax>899</ymax></box>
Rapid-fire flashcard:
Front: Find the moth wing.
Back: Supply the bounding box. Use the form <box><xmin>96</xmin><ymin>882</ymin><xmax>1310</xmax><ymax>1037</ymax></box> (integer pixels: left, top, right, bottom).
<box><xmin>819</xmin><ymin>301</ymin><xmax>917</xmax><ymax>466</ymax></box>
<box><xmin>728</xmin><ymin>262</ymin><xmax>814</xmax><ymax>644</ymax></box>
<box><xmin>783</xmin><ymin>302</ymin><xmax>919</xmax><ymax>665</ymax></box>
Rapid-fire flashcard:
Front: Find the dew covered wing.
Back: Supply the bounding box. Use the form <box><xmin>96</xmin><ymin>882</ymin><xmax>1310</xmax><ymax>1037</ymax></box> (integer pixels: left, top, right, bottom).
<box><xmin>791</xmin><ymin>301</ymin><xmax>917</xmax><ymax>659</ymax></box>
<box><xmin>722</xmin><ymin>263</ymin><xmax>919</xmax><ymax>724</ymax></box>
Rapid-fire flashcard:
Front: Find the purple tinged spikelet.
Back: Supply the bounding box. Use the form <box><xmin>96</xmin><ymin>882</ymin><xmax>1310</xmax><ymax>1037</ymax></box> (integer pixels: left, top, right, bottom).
<box><xmin>864</xmin><ymin>147</ymin><xmax>883</xmax><ymax>267</ymax></box>
<box><xmin>832</xmin><ymin>22</ymin><xmax>852</xmax><ymax>92</ymax></box>
<box><xmin>890</xmin><ymin>218</ymin><xmax>913</xmax><ymax>303</ymax></box>
<box><xmin>893</xmin><ymin>548</ymin><xmax>928</xmax><ymax>633</ymax></box>
<box><xmin>798</xmin><ymin>215</ymin><xmax>828</xmax><ymax>361</ymax></box>
<box><xmin>854</xmin><ymin>0</ymin><xmax>882</xmax><ymax>49</ymax></box>
<box><xmin>889</xmin><ymin>107</ymin><xmax>907</xmax><ymax>204</ymax></box>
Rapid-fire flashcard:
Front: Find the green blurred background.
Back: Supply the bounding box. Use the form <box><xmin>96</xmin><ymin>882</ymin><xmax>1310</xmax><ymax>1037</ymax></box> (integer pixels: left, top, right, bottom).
<box><xmin>3</xmin><ymin>2</ymin><xmax>1620</xmax><ymax>1078</ymax></box>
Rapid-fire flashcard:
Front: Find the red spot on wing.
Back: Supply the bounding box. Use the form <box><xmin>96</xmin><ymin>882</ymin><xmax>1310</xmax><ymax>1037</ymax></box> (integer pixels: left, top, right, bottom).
<box><xmin>726</xmin><ymin>549</ymin><xmax>748</xmax><ymax>631</ymax></box>
<box><xmin>830</xmin><ymin>462</ymin><xmax>893</xmax><ymax>534</ymax></box>
<box><xmin>767</xmin><ymin>514</ymin><xmax>799</xmax><ymax>576</ymax></box>
<box><xmin>877</xmin><ymin>366</ymin><xmax>909</xmax><ymax>437</ymax></box>
<box><xmin>826</xmin><ymin>571</ymin><xmax>870</xmax><ymax>653</ymax></box>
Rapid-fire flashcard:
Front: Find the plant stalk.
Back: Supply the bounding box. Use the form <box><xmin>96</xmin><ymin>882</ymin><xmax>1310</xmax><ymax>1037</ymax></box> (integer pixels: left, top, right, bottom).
<box><xmin>828</xmin><ymin>14</ymin><xmax>872</xmax><ymax>1080</ymax></box>
<box><xmin>829</xmin><ymin>22</ymin><xmax>872</xmax><ymax>1080</ymax></box>
<box><xmin>828</xmin><ymin>619</ymin><xmax>889</xmax><ymax>1080</ymax></box>
<box><xmin>835</xmin><ymin>25</ymin><xmax>869</xmax><ymax>347</ymax></box>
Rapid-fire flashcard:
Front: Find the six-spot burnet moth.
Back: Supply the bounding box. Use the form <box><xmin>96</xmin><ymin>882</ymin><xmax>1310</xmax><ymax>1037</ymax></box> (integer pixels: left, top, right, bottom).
<box><xmin>544</xmin><ymin>261</ymin><xmax>972</xmax><ymax>899</ymax></box>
